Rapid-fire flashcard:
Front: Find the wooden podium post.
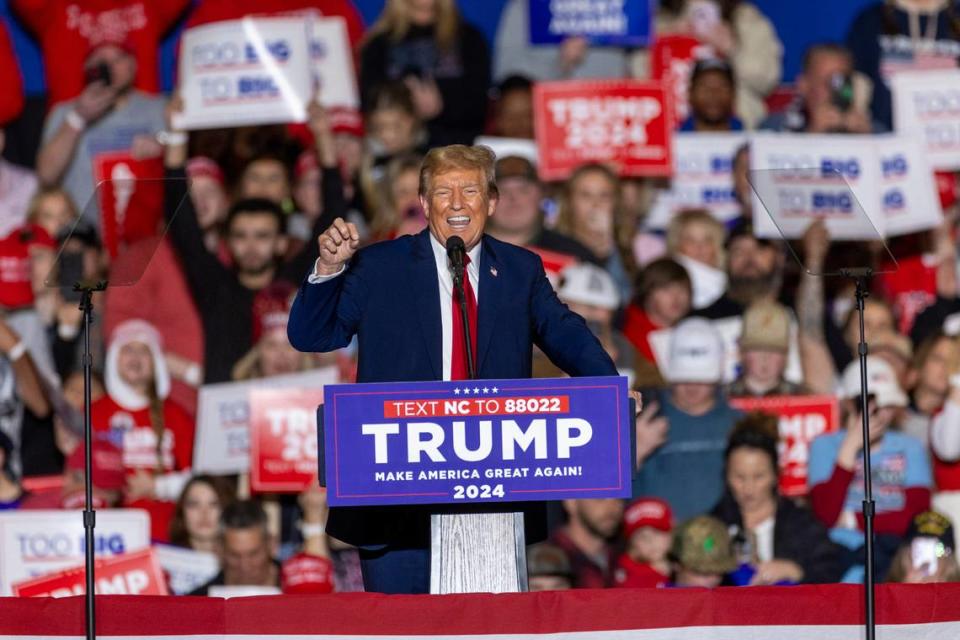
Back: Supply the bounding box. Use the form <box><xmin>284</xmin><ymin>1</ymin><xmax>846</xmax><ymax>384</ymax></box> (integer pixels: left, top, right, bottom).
<box><xmin>430</xmin><ymin>512</ymin><xmax>527</xmax><ymax>594</ymax></box>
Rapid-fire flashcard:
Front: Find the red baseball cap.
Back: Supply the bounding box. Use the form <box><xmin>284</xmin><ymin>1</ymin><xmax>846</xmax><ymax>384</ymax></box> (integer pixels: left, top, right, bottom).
<box><xmin>280</xmin><ymin>552</ymin><xmax>335</xmax><ymax>594</ymax></box>
<box><xmin>186</xmin><ymin>156</ymin><xmax>225</xmax><ymax>186</ymax></box>
<box><xmin>295</xmin><ymin>150</ymin><xmax>320</xmax><ymax>181</ymax></box>
<box><xmin>85</xmin><ymin>32</ymin><xmax>138</xmax><ymax>61</ymax></box>
<box><xmin>623</xmin><ymin>497</ymin><xmax>673</xmax><ymax>539</ymax></box>
<box><xmin>329</xmin><ymin>107</ymin><xmax>364</xmax><ymax>138</ymax></box>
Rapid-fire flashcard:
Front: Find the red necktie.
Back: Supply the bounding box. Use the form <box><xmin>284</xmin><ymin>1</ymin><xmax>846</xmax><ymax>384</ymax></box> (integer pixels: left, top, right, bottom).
<box><xmin>451</xmin><ymin>254</ymin><xmax>478</xmax><ymax>380</ymax></box>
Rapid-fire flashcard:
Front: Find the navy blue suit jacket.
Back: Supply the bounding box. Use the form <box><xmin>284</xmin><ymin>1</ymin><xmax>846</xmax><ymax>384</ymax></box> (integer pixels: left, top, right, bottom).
<box><xmin>288</xmin><ymin>228</ymin><xmax>618</xmax><ymax>546</ymax></box>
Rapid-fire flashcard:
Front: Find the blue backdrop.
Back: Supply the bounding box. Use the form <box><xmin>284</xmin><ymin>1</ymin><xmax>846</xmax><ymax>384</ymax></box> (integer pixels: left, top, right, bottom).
<box><xmin>0</xmin><ymin>0</ymin><xmax>877</xmax><ymax>97</ymax></box>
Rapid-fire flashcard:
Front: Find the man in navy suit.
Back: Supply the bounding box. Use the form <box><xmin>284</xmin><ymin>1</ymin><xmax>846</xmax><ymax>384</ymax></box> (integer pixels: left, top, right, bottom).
<box><xmin>288</xmin><ymin>145</ymin><xmax>628</xmax><ymax>593</ymax></box>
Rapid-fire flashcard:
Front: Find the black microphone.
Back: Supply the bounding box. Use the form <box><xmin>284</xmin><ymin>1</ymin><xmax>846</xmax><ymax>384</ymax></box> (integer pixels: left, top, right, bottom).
<box><xmin>445</xmin><ymin>235</ymin><xmax>466</xmax><ymax>286</ymax></box>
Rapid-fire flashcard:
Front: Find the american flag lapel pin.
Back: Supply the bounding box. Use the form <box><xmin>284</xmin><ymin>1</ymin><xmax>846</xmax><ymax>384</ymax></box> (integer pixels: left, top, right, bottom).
<box><xmin>490</xmin><ymin>266</ymin><xmax>498</xmax><ymax>277</ymax></box>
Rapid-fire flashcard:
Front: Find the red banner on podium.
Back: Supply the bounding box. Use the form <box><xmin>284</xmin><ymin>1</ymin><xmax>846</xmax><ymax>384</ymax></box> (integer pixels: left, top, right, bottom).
<box><xmin>533</xmin><ymin>80</ymin><xmax>674</xmax><ymax>181</ymax></box>
<box><xmin>729</xmin><ymin>395</ymin><xmax>840</xmax><ymax>497</ymax></box>
<box><xmin>250</xmin><ymin>387</ymin><xmax>327</xmax><ymax>493</ymax></box>
<box><xmin>11</xmin><ymin>548</ymin><xmax>168</xmax><ymax>597</ymax></box>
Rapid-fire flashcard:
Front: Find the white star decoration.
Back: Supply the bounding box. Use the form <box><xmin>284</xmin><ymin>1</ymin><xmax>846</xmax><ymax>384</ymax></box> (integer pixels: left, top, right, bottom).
<box><xmin>452</xmin><ymin>386</ymin><xmax>500</xmax><ymax>395</ymax></box>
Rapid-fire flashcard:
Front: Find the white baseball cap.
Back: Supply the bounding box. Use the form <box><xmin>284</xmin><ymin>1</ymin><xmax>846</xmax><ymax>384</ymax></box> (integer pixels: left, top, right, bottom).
<box><xmin>666</xmin><ymin>317</ymin><xmax>724</xmax><ymax>384</ymax></box>
<box><xmin>558</xmin><ymin>263</ymin><xmax>620</xmax><ymax>311</ymax></box>
<box><xmin>840</xmin><ymin>356</ymin><xmax>908</xmax><ymax>408</ymax></box>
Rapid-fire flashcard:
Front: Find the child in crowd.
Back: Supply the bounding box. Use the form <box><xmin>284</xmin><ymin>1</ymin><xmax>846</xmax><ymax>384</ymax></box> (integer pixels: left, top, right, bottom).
<box><xmin>614</xmin><ymin>497</ymin><xmax>673</xmax><ymax>589</ymax></box>
<box><xmin>92</xmin><ymin>319</ymin><xmax>195</xmax><ymax>542</ymax></box>
<box><xmin>670</xmin><ymin>515</ymin><xmax>738</xmax><ymax>588</ymax></box>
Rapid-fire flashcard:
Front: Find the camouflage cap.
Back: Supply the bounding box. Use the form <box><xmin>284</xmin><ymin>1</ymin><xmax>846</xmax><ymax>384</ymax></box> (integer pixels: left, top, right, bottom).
<box><xmin>671</xmin><ymin>515</ymin><xmax>738</xmax><ymax>575</ymax></box>
<box><xmin>527</xmin><ymin>543</ymin><xmax>574</xmax><ymax>579</ymax></box>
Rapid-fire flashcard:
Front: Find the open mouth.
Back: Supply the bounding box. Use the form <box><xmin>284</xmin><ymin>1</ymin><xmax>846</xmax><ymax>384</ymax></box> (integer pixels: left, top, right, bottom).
<box><xmin>446</xmin><ymin>215</ymin><xmax>471</xmax><ymax>230</ymax></box>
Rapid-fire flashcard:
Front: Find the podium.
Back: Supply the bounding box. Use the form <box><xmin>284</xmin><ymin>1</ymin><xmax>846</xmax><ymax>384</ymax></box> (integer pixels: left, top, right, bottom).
<box><xmin>318</xmin><ymin>376</ymin><xmax>635</xmax><ymax>594</ymax></box>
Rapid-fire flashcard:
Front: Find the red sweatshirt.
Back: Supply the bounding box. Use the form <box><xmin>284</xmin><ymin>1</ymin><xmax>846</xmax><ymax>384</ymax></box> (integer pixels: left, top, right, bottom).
<box><xmin>810</xmin><ymin>464</ymin><xmax>930</xmax><ymax>537</ymax></box>
<box><xmin>91</xmin><ymin>395</ymin><xmax>194</xmax><ymax>542</ymax></box>
<box><xmin>11</xmin><ymin>0</ymin><xmax>190</xmax><ymax>106</ymax></box>
<box><xmin>621</xmin><ymin>304</ymin><xmax>662</xmax><ymax>364</ymax></box>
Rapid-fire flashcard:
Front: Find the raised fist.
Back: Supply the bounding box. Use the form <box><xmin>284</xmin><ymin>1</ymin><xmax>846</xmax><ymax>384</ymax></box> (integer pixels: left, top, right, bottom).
<box><xmin>315</xmin><ymin>217</ymin><xmax>360</xmax><ymax>276</ymax></box>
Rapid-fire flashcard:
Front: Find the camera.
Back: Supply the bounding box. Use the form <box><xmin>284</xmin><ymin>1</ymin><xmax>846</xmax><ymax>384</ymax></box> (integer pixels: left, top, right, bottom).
<box><xmin>829</xmin><ymin>72</ymin><xmax>854</xmax><ymax>113</ymax></box>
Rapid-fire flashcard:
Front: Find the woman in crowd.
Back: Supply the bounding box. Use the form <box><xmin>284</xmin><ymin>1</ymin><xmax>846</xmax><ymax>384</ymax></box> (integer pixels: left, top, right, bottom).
<box><xmin>886</xmin><ymin>511</ymin><xmax>960</xmax><ymax>583</ymax></box>
<box><xmin>666</xmin><ymin>209</ymin><xmax>728</xmax><ymax>310</ymax></box>
<box><xmin>897</xmin><ymin>331</ymin><xmax>958</xmax><ymax>447</ymax></box>
<box><xmin>185</xmin><ymin>156</ymin><xmax>230</xmax><ymax>261</ymax></box>
<box><xmin>916</xmin><ymin>333</ymin><xmax>960</xmax><ymax>529</ymax></box>
<box><xmin>364</xmin><ymin>82</ymin><xmax>426</xmax><ymax>168</ymax></box>
<box><xmin>359</xmin><ymin>0</ymin><xmax>490</xmax><ymax>147</ymax></box>
<box><xmin>555</xmin><ymin>163</ymin><xmax>633</xmax><ymax>303</ymax></box>
<box><xmin>92</xmin><ymin>319</ymin><xmax>195</xmax><ymax>542</ymax></box>
<box><xmin>367</xmin><ymin>153</ymin><xmax>425</xmax><ymax>242</ymax></box>
<box><xmin>169</xmin><ymin>474</ymin><xmax>235</xmax><ymax>554</ymax></box>
<box><xmin>711</xmin><ymin>413</ymin><xmax>842</xmax><ymax>585</ymax></box>
<box><xmin>26</xmin><ymin>187</ymin><xmax>75</xmax><ymax>240</ymax></box>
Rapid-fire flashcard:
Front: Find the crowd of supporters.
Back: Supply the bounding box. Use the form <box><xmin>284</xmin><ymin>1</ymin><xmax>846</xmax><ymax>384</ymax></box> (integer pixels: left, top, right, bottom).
<box><xmin>1</xmin><ymin>0</ymin><xmax>960</xmax><ymax>594</ymax></box>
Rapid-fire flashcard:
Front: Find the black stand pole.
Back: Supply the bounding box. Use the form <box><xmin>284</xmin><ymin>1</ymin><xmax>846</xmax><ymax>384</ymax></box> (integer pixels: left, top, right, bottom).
<box><xmin>840</xmin><ymin>268</ymin><xmax>876</xmax><ymax>640</ymax></box>
<box><xmin>77</xmin><ymin>281</ymin><xmax>107</xmax><ymax>640</ymax></box>
<box><xmin>452</xmin><ymin>267</ymin><xmax>475</xmax><ymax>380</ymax></box>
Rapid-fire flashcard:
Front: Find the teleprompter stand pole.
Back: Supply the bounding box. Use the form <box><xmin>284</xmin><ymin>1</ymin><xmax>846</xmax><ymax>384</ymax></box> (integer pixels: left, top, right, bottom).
<box><xmin>78</xmin><ymin>281</ymin><xmax>107</xmax><ymax>640</ymax></box>
<box><xmin>839</xmin><ymin>268</ymin><xmax>876</xmax><ymax>640</ymax></box>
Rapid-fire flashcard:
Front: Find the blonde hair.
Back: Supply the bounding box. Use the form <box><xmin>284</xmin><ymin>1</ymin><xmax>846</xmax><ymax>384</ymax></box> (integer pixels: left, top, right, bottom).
<box><xmin>419</xmin><ymin>144</ymin><xmax>498</xmax><ymax>199</ymax></box>
<box><xmin>554</xmin><ymin>163</ymin><xmax>622</xmax><ymax>239</ymax></box>
<box><xmin>27</xmin><ymin>187</ymin><xmax>78</xmax><ymax>227</ymax></box>
<box><xmin>365</xmin><ymin>0</ymin><xmax>461</xmax><ymax>52</ymax></box>
<box><xmin>554</xmin><ymin>163</ymin><xmax>636</xmax><ymax>277</ymax></box>
<box><xmin>666</xmin><ymin>208</ymin><xmax>727</xmax><ymax>268</ymax></box>
<box><xmin>370</xmin><ymin>153</ymin><xmax>424</xmax><ymax>239</ymax></box>
<box><xmin>886</xmin><ymin>545</ymin><xmax>960</xmax><ymax>583</ymax></box>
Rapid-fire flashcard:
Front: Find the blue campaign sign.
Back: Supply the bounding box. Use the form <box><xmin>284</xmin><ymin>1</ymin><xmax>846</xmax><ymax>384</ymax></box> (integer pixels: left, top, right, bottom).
<box><xmin>528</xmin><ymin>0</ymin><xmax>653</xmax><ymax>47</ymax></box>
<box><xmin>322</xmin><ymin>376</ymin><xmax>632</xmax><ymax>507</ymax></box>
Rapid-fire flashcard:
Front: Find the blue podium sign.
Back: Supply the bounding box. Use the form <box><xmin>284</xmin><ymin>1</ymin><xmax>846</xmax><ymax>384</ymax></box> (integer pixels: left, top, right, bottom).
<box><xmin>528</xmin><ymin>0</ymin><xmax>654</xmax><ymax>47</ymax></box>
<box><xmin>322</xmin><ymin>376</ymin><xmax>632</xmax><ymax>507</ymax></box>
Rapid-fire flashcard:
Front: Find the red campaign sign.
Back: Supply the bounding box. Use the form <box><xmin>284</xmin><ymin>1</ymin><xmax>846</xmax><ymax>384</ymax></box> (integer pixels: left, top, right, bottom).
<box><xmin>533</xmin><ymin>80</ymin><xmax>674</xmax><ymax>181</ymax></box>
<box><xmin>93</xmin><ymin>152</ymin><xmax>165</xmax><ymax>258</ymax></box>
<box><xmin>527</xmin><ymin>247</ymin><xmax>578</xmax><ymax>284</ymax></box>
<box><xmin>650</xmin><ymin>35</ymin><xmax>713</xmax><ymax>124</ymax></box>
<box><xmin>728</xmin><ymin>395</ymin><xmax>840</xmax><ymax>497</ymax></box>
<box><xmin>250</xmin><ymin>387</ymin><xmax>327</xmax><ymax>493</ymax></box>
<box><xmin>11</xmin><ymin>548</ymin><xmax>168</xmax><ymax>597</ymax></box>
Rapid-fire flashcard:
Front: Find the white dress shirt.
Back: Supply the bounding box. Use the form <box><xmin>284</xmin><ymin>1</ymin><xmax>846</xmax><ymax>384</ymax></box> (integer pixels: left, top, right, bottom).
<box><xmin>308</xmin><ymin>234</ymin><xmax>481</xmax><ymax>380</ymax></box>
